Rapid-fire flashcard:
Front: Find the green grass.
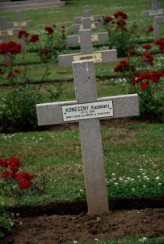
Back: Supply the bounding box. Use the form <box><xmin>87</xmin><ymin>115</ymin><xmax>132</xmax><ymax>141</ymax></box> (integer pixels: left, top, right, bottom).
<box><xmin>0</xmin><ymin>123</ymin><xmax>163</xmax><ymax>206</ymax></box>
<box><xmin>0</xmin><ymin>0</ymin><xmax>163</xmax><ymax>207</ymax></box>
<box><xmin>0</xmin><ymin>1</ymin><xmax>164</xmax><ymax>242</ymax></box>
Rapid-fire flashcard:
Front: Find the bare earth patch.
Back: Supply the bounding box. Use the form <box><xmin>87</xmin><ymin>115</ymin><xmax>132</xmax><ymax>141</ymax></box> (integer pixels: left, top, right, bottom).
<box><xmin>3</xmin><ymin>208</ymin><xmax>164</xmax><ymax>243</ymax></box>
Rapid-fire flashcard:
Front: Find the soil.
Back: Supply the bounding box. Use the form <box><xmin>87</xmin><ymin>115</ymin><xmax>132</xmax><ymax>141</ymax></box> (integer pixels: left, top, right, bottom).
<box><xmin>2</xmin><ymin>118</ymin><xmax>164</xmax><ymax>244</ymax></box>
<box><xmin>2</xmin><ymin>208</ymin><xmax>164</xmax><ymax>244</ymax></box>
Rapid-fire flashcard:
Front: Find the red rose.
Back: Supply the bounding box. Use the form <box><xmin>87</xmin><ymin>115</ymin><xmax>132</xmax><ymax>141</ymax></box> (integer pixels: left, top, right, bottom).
<box><xmin>6</xmin><ymin>73</ymin><xmax>16</xmax><ymax>79</ymax></box>
<box><xmin>16</xmin><ymin>172</ymin><xmax>33</xmax><ymax>180</ymax></box>
<box><xmin>126</xmin><ymin>49</ymin><xmax>136</xmax><ymax>56</ymax></box>
<box><xmin>40</xmin><ymin>49</ymin><xmax>50</xmax><ymax>55</ymax></box>
<box><xmin>7</xmin><ymin>41</ymin><xmax>21</xmax><ymax>53</ymax></box>
<box><xmin>104</xmin><ymin>16</ymin><xmax>113</xmax><ymax>23</ymax></box>
<box><xmin>0</xmin><ymin>43</ymin><xmax>8</xmax><ymax>54</ymax></box>
<box><xmin>18</xmin><ymin>178</ymin><xmax>33</xmax><ymax>190</ymax></box>
<box><xmin>14</xmin><ymin>69</ymin><xmax>21</xmax><ymax>74</ymax></box>
<box><xmin>114</xmin><ymin>11</ymin><xmax>127</xmax><ymax>19</ymax></box>
<box><xmin>140</xmin><ymin>82</ymin><xmax>148</xmax><ymax>90</ymax></box>
<box><xmin>1</xmin><ymin>170</ymin><xmax>10</xmax><ymax>178</ymax></box>
<box><xmin>142</xmin><ymin>44</ymin><xmax>152</xmax><ymax>50</ymax></box>
<box><xmin>142</xmin><ymin>53</ymin><xmax>154</xmax><ymax>65</ymax></box>
<box><xmin>18</xmin><ymin>30</ymin><xmax>29</xmax><ymax>39</ymax></box>
<box><xmin>29</xmin><ymin>34</ymin><xmax>39</xmax><ymax>43</ymax></box>
<box><xmin>8</xmin><ymin>157</ymin><xmax>21</xmax><ymax>173</ymax></box>
<box><xmin>45</xmin><ymin>26</ymin><xmax>54</xmax><ymax>35</ymax></box>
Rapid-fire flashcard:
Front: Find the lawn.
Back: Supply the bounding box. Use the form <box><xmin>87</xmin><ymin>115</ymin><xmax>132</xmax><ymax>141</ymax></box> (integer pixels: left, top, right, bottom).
<box><xmin>0</xmin><ymin>0</ymin><xmax>163</xmax><ymax>207</ymax></box>
<box><xmin>0</xmin><ymin>0</ymin><xmax>164</xmax><ymax>242</ymax></box>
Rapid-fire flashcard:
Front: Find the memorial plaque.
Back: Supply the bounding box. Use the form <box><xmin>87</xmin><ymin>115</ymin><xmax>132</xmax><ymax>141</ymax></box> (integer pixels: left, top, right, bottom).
<box><xmin>91</xmin><ymin>23</ymin><xmax>96</xmax><ymax>29</ymax></box>
<box><xmin>0</xmin><ymin>30</ymin><xmax>13</xmax><ymax>36</ymax></box>
<box><xmin>73</xmin><ymin>53</ymin><xmax>102</xmax><ymax>62</ymax></box>
<box><xmin>149</xmin><ymin>9</ymin><xmax>163</xmax><ymax>16</ymax></box>
<box><xmin>62</xmin><ymin>101</ymin><xmax>113</xmax><ymax>121</ymax></box>
<box><xmin>13</xmin><ymin>21</ymin><xmax>27</xmax><ymax>27</ymax></box>
<box><xmin>91</xmin><ymin>34</ymin><xmax>99</xmax><ymax>41</ymax></box>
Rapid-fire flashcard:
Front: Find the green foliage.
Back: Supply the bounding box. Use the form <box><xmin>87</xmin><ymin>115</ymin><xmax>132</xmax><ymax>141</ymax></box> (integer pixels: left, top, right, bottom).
<box><xmin>113</xmin><ymin>44</ymin><xmax>164</xmax><ymax>122</ymax></box>
<box><xmin>0</xmin><ymin>40</ymin><xmax>63</xmax><ymax>133</ymax></box>
<box><xmin>138</xmin><ymin>83</ymin><xmax>164</xmax><ymax>121</ymax></box>
<box><xmin>103</xmin><ymin>14</ymin><xmax>139</xmax><ymax>57</ymax></box>
<box><xmin>0</xmin><ymin>85</ymin><xmax>42</xmax><ymax>132</ymax></box>
<box><xmin>0</xmin><ymin>179</ymin><xmax>14</xmax><ymax>238</ymax></box>
<box><xmin>109</xmin><ymin>27</ymin><xmax>136</xmax><ymax>57</ymax></box>
<box><xmin>0</xmin><ymin>157</ymin><xmax>34</xmax><ymax>238</ymax></box>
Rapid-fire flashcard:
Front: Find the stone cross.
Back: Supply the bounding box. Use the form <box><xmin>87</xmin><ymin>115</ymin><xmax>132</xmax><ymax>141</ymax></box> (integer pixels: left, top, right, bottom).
<box><xmin>74</xmin><ymin>6</ymin><xmax>101</xmax><ymax>24</ymax></box>
<box><xmin>7</xmin><ymin>11</ymin><xmax>32</xmax><ymax>52</ymax></box>
<box><xmin>72</xmin><ymin>16</ymin><xmax>103</xmax><ymax>33</ymax></box>
<box><xmin>0</xmin><ymin>16</ymin><xmax>19</xmax><ymax>42</ymax></box>
<box><xmin>36</xmin><ymin>60</ymin><xmax>139</xmax><ymax>215</ymax></box>
<box><xmin>67</xmin><ymin>31</ymin><xmax>109</xmax><ymax>47</ymax></box>
<box><xmin>142</xmin><ymin>0</ymin><xmax>164</xmax><ymax>41</ymax></box>
<box><xmin>154</xmin><ymin>15</ymin><xmax>164</xmax><ymax>40</ymax></box>
<box><xmin>8</xmin><ymin>11</ymin><xmax>33</xmax><ymax>29</ymax></box>
<box><xmin>59</xmin><ymin>29</ymin><xmax>113</xmax><ymax>66</ymax></box>
<box><xmin>37</xmin><ymin>28</ymin><xmax>139</xmax><ymax>215</ymax></box>
<box><xmin>0</xmin><ymin>16</ymin><xmax>20</xmax><ymax>63</ymax></box>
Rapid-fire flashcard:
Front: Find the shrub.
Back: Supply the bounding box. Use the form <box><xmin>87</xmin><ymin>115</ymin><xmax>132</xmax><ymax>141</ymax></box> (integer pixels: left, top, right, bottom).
<box><xmin>0</xmin><ymin>157</ymin><xmax>33</xmax><ymax>238</ymax></box>
<box><xmin>113</xmin><ymin>41</ymin><xmax>164</xmax><ymax>121</ymax></box>
<box><xmin>0</xmin><ymin>39</ymin><xmax>62</xmax><ymax>133</ymax></box>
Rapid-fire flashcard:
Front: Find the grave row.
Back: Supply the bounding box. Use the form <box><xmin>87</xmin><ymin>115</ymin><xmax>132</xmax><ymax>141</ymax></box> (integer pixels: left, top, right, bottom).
<box><xmin>0</xmin><ymin>2</ymin><xmax>162</xmax><ymax>214</ymax></box>
<box><xmin>0</xmin><ymin>1</ymin><xmax>163</xmax><ymax>55</ymax></box>
<box><xmin>36</xmin><ymin>2</ymin><xmax>164</xmax><ymax>215</ymax></box>
<box><xmin>0</xmin><ymin>11</ymin><xmax>33</xmax><ymax>63</ymax></box>
<box><xmin>142</xmin><ymin>0</ymin><xmax>164</xmax><ymax>41</ymax></box>
<box><xmin>0</xmin><ymin>0</ymin><xmax>65</xmax><ymax>12</ymax></box>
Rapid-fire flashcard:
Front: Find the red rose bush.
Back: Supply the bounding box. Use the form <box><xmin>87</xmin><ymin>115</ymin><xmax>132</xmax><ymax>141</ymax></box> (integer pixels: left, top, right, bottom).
<box><xmin>0</xmin><ymin>157</ymin><xmax>33</xmax><ymax>237</ymax></box>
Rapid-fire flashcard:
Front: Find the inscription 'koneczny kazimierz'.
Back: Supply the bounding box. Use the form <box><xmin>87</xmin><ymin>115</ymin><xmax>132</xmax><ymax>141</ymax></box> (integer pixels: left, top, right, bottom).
<box><xmin>62</xmin><ymin>101</ymin><xmax>113</xmax><ymax>121</ymax></box>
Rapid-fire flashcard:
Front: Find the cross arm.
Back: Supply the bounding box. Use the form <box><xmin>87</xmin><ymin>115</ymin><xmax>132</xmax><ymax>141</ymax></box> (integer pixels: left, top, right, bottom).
<box><xmin>72</xmin><ymin>21</ymin><xmax>103</xmax><ymax>33</ymax></box>
<box><xmin>67</xmin><ymin>32</ymin><xmax>109</xmax><ymax>47</ymax></box>
<box><xmin>142</xmin><ymin>9</ymin><xmax>164</xmax><ymax>17</ymax></box>
<box><xmin>74</xmin><ymin>15</ymin><xmax>101</xmax><ymax>24</ymax></box>
<box><xmin>8</xmin><ymin>20</ymin><xmax>33</xmax><ymax>28</ymax></box>
<box><xmin>36</xmin><ymin>94</ymin><xmax>139</xmax><ymax>126</ymax></box>
<box><xmin>58</xmin><ymin>49</ymin><xmax>117</xmax><ymax>67</ymax></box>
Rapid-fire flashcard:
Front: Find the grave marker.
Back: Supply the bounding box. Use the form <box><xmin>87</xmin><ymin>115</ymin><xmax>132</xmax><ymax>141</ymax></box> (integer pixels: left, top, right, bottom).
<box><xmin>36</xmin><ymin>60</ymin><xmax>139</xmax><ymax>215</ymax></box>
<box><xmin>0</xmin><ymin>16</ymin><xmax>19</xmax><ymax>42</ymax></box>
<box><xmin>74</xmin><ymin>6</ymin><xmax>101</xmax><ymax>24</ymax></box>
<box><xmin>8</xmin><ymin>11</ymin><xmax>33</xmax><ymax>29</ymax></box>
<box><xmin>59</xmin><ymin>29</ymin><xmax>113</xmax><ymax>66</ymax></box>
<box><xmin>142</xmin><ymin>0</ymin><xmax>163</xmax><ymax>16</ymax></box>
<box><xmin>72</xmin><ymin>16</ymin><xmax>103</xmax><ymax>33</ymax></box>
<box><xmin>67</xmin><ymin>31</ymin><xmax>109</xmax><ymax>47</ymax></box>
<box><xmin>8</xmin><ymin>11</ymin><xmax>32</xmax><ymax>52</ymax></box>
<box><xmin>0</xmin><ymin>16</ymin><xmax>20</xmax><ymax>63</ymax></box>
<box><xmin>37</xmin><ymin>28</ymin><xmax>139</xmax><ymax>215</ymax></box>
<box><xmin>154</xmin><ymin>15</ymin><xmax>164</xmax><ymax>40</ymax></box>
<box><xmin>142</xmin><ymin>0</ymin><xmax>164</xmax><ymax>41</ymax></box>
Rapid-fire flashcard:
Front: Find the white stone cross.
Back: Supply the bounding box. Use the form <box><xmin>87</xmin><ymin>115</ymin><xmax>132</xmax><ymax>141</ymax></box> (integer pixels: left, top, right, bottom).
<box><xmin>36</xmin><ymin>60</ymin><xmax>139</xmax><ymax>215</ymax></box>
<box><xmin>142</xmin><ymin>0</ymin><xmax>164</xmax><ymax>41</ymax></box>
<box><xmin>59</xmin><ymin>29</ymin><xmax>114</xmax><ymax>67</ymax></box>
<box><xmin>154</xmin><ymin>15</ymin><xmax>164</xmax><ymax>40</ymax></box>
<box><xmin>72</xmin><ymin>16</ymin><xmax>103</xmax><ymax>33</ymax></box>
